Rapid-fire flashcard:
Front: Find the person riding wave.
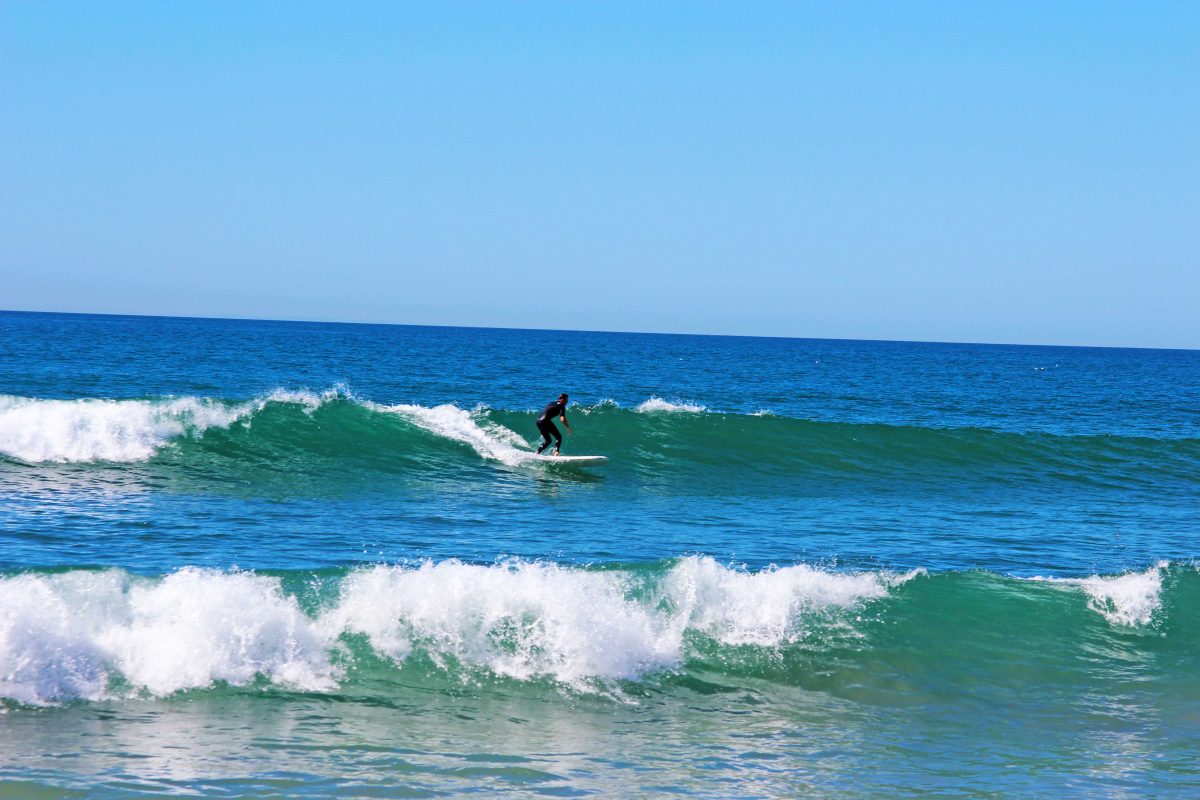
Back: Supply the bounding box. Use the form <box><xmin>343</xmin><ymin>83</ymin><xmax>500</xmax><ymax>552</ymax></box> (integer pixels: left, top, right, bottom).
<box><xmin>536</xmin><ymin>393</ymin><xmax>572</xmax><ymax>455</ymax></box>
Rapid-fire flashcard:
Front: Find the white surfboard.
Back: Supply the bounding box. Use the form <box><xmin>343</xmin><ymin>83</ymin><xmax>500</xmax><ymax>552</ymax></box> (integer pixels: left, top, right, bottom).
<box><xmin>536</xmin><ymin>454</ymin><xmax>607</xmax><ymax>466</ymax></box>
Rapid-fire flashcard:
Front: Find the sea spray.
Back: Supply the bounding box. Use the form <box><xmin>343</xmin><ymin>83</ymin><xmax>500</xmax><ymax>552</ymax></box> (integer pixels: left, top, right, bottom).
<box><xmin>0</xmin><ymin>569</ymin><xmax>336</xmax><ymax>705</ymax></box>
<box><xmin>662</xmin><ymin>557</ymin><xmax>922</xmax><ymax>646</ymax></box>
<box><xmin>1029</xmin><ymin>562</ymin><xmax>1168</xmax><ymax>627</ymax></box>
<box><xmin>635</xmin><ymin>397</ymin><xmax>707</xmax><ymax>413</ymax></box>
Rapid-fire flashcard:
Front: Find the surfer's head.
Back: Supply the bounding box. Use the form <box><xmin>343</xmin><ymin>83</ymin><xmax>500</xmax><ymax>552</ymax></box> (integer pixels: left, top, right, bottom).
<box><xmin>559</xmin><ymin>393</ymin><xmax>569</xmax><ymax>403</ymax></box>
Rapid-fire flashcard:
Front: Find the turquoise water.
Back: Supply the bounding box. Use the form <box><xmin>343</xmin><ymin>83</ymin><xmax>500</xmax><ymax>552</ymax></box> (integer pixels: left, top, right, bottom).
<box><xmin>1</xmin><ymin>311</ymin><xmax>1198</xmax><ymax>797</ymax></box>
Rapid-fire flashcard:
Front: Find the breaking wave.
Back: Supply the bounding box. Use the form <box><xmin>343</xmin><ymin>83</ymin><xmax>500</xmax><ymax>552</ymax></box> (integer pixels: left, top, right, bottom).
<box><xmin>2</xmin><ymin>558</ymin><xmax>1190</xmax><ymax>707</ymax></box>
<box><xmin>635</xmin><ymin>397</ymin><xmax>707</xmax><ymax>413</ymax></box>
<box><xmin>1028</xmin><ymin>561</ymin><xmax>1168</xmax><ymax>626</ymax></box>
<box><xmin>1</xmin><ymin>391</ymin><xmax>1197</xmax><ymax>493</ymax></box>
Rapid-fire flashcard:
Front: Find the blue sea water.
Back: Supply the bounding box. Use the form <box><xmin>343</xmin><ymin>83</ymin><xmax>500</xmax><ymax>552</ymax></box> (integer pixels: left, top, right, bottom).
<box><xmin>1</xmin><ymin>310</ymin><xmax>1198</xmax><ymax>797</ymax></box>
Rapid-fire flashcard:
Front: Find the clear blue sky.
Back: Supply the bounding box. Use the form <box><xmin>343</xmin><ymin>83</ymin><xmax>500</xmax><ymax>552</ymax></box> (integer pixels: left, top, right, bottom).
<box><xmin>2</xmin><ymin>1</ymin><xmax>1196</xmax><ymax>347</ymax></box>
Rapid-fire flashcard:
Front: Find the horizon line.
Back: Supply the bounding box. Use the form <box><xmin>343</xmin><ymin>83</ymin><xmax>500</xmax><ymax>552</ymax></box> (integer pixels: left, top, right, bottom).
<box><xmin>2</xmin><ymin>307</ymin><xmax>1194</xmax><ymax>354</ymax></box>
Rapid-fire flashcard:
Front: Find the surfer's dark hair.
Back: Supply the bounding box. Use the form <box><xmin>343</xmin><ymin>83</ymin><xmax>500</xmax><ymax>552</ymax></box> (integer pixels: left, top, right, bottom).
<box><xmin>559</xmin><ymin>393</ymin><xmax>569</xmax><ymax>401</ymax></box>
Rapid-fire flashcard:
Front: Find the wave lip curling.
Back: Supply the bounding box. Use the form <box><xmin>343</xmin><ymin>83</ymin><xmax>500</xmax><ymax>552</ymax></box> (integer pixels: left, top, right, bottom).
<box><xmin>1028</xmin><ymin>561</ymin><xmax>1167</xmax><ymax>626</ymax></box>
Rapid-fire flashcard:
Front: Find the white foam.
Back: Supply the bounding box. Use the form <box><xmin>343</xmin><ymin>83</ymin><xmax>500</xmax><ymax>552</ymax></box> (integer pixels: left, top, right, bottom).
<box><xmin>0</xmin><ymin>569</ymin><xmax>337</xmax><ymax>706</ymax></box>
<box><xmin>323</xmin><ymin>556</ymin><xmax>899</xmax><ymax>687</ymax></box>
<box><xmin>1029</xmin><ymin>562</ymin><xmax>1166</xmax><ymax>627</ymax></box>
<box><xmin>0</xmin><ymin>558</ymin><xmax>903</xmax><ymax>703</ymax></box>
<box><xmin>0</xmin><ymin>395</ymin><xmax>254</xmax><ymax>463</ymax></box>
<box><xmin>323</xmin><ymin>560</ymin><xmax>678</xmax><ymax>687</ymax></box>
<box><xmin>0</xmin><ymin>387</ymin><xmax>364</xmax><ymax>464</ymax></box>
<box><xmin>0</xmin><ymin>571</ymin><xmax>118</xmax><ymax>705</ymax></box>
<box><xmin>575</xmin><ymin>399</ymin><xmax>620</xmax><ymax>414</ymax></box>
<box><xmin>260</xmin><ymin>386</ymin><xmax>347</xmax><ymax>413</ymax></box>
<box><xmin>635</xmin><ymin>397</ymin><xmax>707</xmax><ymax>413</ymax></box>
<box><xmin>372</xmin><ymin>403</ymin><xmax>534</xmax><ymax>466</ymax></box>
<box><xmin>0</xmin><ymin>390</ymin><xmax>561</xmax><ymax>467</ymax></box>
<box><xmin>99</xmin><ymin>568</ymin><xmax>337</xmax><ymax>695</ymax></box>
<box><xmin>662</xmin><ymin>557</ymin><xmax>908</xmax><ymax>646</ymax></box>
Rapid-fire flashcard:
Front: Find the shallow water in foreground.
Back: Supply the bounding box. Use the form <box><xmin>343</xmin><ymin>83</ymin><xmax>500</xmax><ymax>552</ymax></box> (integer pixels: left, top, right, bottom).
<box><xmin>2</xmin><ymin>311</ymin><xmax>1198</xmax><ymax>796</ymax></box>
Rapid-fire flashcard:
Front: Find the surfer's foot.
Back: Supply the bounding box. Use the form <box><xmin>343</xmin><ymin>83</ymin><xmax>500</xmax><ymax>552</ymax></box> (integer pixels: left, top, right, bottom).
<box><xmin>554</xmin><ymin>450</ymin><xmax>560</xmax><ymax>456</ymax></box>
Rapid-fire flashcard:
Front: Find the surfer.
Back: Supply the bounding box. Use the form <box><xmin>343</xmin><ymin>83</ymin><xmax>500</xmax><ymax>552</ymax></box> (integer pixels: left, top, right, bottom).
<box><xmin>536</xmin><ymin>393</ymin><xmax>572</xmax><ymax>455</ymax></box>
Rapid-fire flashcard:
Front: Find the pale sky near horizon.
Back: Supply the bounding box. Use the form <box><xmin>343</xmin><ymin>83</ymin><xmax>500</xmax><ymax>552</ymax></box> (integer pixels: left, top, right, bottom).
<box><xmin>1</xmin><ymin>1</ymin><xmax>1197</xmax><ymax>348</ymax></box>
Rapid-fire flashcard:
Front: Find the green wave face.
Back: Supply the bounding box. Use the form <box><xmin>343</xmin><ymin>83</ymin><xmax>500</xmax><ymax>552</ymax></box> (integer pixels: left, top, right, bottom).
<box><xmin>493</xmin><ymin>405</ymin><xmax>1200</xmax><ymax>487</ymax></box>
<box><xmin>2</xmin><ymin>559</ymin><xmax>1196</xmax><ymax>708</ymax></box>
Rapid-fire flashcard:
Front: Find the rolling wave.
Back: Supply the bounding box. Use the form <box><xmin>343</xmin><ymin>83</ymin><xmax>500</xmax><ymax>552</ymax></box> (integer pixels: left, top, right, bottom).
<box><xmin>1</xmin><ymin>391</ymin><xmax>1196</xmax><ymax>489</ymax></box>
<box><xmin>0</xmin><ymin>390</ymin><xmax>531</xmax><ymax>468</ymax></box>
<box><xmin>2</xmin><ymin>558</ymin><xmax>1193</xmax><ymax>707</ymax></box>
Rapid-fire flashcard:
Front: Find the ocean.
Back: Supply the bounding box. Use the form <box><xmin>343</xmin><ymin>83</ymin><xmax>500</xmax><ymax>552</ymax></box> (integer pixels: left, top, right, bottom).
<box><xmin>1</xmin><ymin>310</ymin><xmax>1197</xmax><ymax>797</ymax></box>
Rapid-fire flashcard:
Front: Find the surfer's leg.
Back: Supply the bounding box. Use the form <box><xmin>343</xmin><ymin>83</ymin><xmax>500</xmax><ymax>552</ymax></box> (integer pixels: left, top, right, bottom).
<box><xmin>542</xmin><ymin>422</ymin><xmax>559</xmax><ymax>453</ymax></box>
<box><xmin>536</xmin><ymin>422</ymin><xmax>555</xmax><ymax>454</ymax></box>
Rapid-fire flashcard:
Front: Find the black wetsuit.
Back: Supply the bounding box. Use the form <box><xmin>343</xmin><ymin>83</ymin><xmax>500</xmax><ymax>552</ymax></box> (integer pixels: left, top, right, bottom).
<box><xmin>536</xmin><ymin>401</ymin><xmax>566</xmax><ymax>454</ymax></box>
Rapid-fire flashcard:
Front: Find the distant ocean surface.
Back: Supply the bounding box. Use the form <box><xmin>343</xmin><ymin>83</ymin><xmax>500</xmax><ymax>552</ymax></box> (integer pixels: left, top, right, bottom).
<box><xmin>2</xmin><ymin>310</ymin><xmax>1198</xmax><ymax>798</ymax></box>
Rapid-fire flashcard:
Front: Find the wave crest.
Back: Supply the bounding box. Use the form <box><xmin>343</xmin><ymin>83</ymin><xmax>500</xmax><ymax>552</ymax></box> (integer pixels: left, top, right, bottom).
<box><xmin>4</xmin><ymin>392</ymin><xmax>1197</xmax><ymax>486</ymax></box>
<box><xmin>370</xmin><ymin>402</ymin><xmax>533</xmax><ymax>467</ymax></box>
<box><xmin>0</xmin><ymin>557</ymin><xmax>900</xmax><ymax>704</ymax></box>
<box><xmin>327</xmin><ymin>560</ymin><xmax>677</xmax><ymax>685</ymax></box>
<box><xmin>0</xmin><ymin>568</ymin><xmax>335</xmax><ymax>705</ymax></box>
<box><xmin>0</xmin><ymin>395</ymin><xmax>246</xmax><ymax>463</ymax></box>
<box><xmin>1029</xmin><ymin>562</ymin><xmax>1167</xmax><ymax>626</ymax></box>
<box><xmin>0</xmin><ymin>389</ymin><xmax>541</xmax><ymax>467</ymax></box>
<box><xmin>0</xmin><ymin>389</ymin><xmax>348</xmax><ymax>464</ymax></box>
<box><xmin>635</xmin><ymin>397</ymin><xmax>707</xmax><ymax>413</ymax></box>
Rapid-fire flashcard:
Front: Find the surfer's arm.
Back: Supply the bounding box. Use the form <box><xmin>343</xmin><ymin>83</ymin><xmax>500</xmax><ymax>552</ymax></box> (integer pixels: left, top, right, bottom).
<box><xmin>560</xmin><ymin>414</ymin><xmax>571</xmax><ymax>433</ymax></box>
